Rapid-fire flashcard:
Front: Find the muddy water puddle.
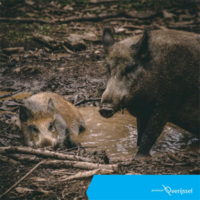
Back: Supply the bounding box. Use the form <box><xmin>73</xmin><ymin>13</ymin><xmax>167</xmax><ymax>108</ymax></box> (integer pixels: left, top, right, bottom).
<box><xmin>77</xmin><ymin>107</ymin><xmax>199</xmax><ymax>161</ymax></box>
<box><xmin>0</xmin><ymin>91</ymin><xmax>199</xmax><ymax>161</ymax></box>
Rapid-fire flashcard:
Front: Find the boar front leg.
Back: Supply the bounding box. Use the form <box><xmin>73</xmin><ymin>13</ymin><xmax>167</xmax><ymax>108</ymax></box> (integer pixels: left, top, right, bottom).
<box><xmin>135</xmin><ymin>108</ymin><xmax>169</xmax><ymax>159</ymax></box>
<box><xmin>137</xmin><ymin>117</ymin><xmax>149</xmax><ymax>147</ymax></box>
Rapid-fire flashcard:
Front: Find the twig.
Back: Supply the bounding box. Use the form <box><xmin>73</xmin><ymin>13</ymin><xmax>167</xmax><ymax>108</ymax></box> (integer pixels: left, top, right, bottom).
<box><xmin>0</xmin><ymin>154</ymin><xmax>19</xmax><ymax>165</ymax></box>
<box><xmin>167</xmin><ymin>152</ymin><xmax>181</xmax><ymax>162</ymax></box>
<box><xmin>74</xmin><ymin>98</ymin><xmax>101</xmax><ymax>106</ymax></box>
<box><xmin>58</xmin><ymin>169</ymin><xmax>114</xmax><ymax>182</ymax></box>
<box><xmin>0</xmin><ymin>90</ymin><xmax>21</xmax><ymax>100</ymax></box>
<box><xmin>0</xmin><ymin>146</ymin><xmax>96</xmax><ymax>163</ymax></box>
<box><xmin>103</xmin><ymin>17</ymin><xmax>138</xmax><ymax>22</ymax></box>
<box><xmin>88</xmin><ymin>0</ymin><xmax>120</xmax><ymax>3</ymax></box>
<box><xmin>160</xmin><ymin>162</ymin><xmax>189</xmax><ymax>167</ymax></box>
<box><xmin>6</xmin><ymin>154</ymin><xmax>42</xmax><ymax>163</ymax></box>
<box><xmin>0</xmin><ymin>161</ymin><xmax>43</xmax><ymax>199</ymax></box>
<box><xmin>0</xmin><ymin>107</ymin><xmax>19</xmax><ymax>112</ymax></box>
<box><xmin>10</xmin><ymin>96</ymin><xmax>24</xmax><ymax>104</ymax></box>
<box><xmin>125</xmin><ymin>171</ymin><xmax>140</xmax><ymax>175</ymax></box>
<box><xmin>65</xmin><ymin>146</ymin><xmax>98</xmax><ymax>152</ymax></box>
<box><xmin>62</xmin><ymin>45</ymin><xmax>74</xmax><ymax>54</ymax></box>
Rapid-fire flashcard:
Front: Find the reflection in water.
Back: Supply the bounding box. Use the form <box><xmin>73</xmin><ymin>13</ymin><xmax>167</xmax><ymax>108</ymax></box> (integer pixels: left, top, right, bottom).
<box><xmin>76</xmin><ymin>107</ymin><xmax>199</xmax><ymax>161</ymax></box>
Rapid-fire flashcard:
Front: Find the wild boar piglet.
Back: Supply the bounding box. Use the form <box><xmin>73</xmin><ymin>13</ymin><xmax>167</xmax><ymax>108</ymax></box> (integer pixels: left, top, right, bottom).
<box><xmin>20</xmin><ymin>92</ymin><xmax>85</xmax><ymax>148</ymax></box>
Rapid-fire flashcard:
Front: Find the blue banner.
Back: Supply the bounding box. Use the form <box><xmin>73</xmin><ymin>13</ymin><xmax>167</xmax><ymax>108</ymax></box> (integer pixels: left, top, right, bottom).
<box><xmin>87</xmin><ymin>175</ymin><xmax>200</xmax><ymax>200</ymax></box>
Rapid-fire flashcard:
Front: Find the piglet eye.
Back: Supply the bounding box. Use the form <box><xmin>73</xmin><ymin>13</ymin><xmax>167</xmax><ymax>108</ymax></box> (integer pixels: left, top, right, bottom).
<box><xmin>49</xmin><ymin>122</ymin><xmax>53</xmax><ymax>131</ymax></box>
<box><xmin>32</xmin><ymin>126</ymin><xmax>39</xmax><ymax>133</ymax></box>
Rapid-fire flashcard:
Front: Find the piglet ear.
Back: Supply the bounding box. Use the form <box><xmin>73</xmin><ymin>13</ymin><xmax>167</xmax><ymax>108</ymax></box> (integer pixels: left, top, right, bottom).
<box><xmin>131</xmin><ymin>29</ymin><xmax>149</xmax><ymax>59</ymax></box>
<box><xmin>47</xmin><ymin>98</ymin><xmax>55</xmax><ymax>113</ymax></box>
<box><xmin>102</xmin><ymin>27</ymin><xmax>115</xmax><ymax>54</ymax></box>
<box><xmin>19</xmin><ymin>106</ymin><xmax>31</xmax><ymax>122</ymax></box>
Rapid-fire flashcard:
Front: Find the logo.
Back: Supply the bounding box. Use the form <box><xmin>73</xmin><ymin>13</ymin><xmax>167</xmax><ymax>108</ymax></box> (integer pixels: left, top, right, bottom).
<box><xmin>162</xmin><ymin>185</ymin><xmax>172</xmax><ymax>196</ymax></box>
<box><xmin>151</xmin><ymin>185</ymin><xmax>193</xmax><ymax>196</ymax></box>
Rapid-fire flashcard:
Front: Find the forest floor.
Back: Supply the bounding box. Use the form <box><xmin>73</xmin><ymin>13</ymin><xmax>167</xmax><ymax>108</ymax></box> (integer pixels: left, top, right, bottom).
<box><xmin>0</xmin><ymin>0</ymin><xmax>199</xmax><ymax>199</ymax></box>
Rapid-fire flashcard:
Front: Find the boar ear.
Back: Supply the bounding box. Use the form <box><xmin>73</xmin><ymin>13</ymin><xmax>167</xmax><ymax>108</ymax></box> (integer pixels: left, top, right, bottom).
<box><xmin>47</xmin><ymin>98</ymin><xmax>55</xmax><ymax>113</ymax></box>
<box><xmin>131</xmin><ymin>29</ymin><xmax>149</xmax><ymax>59</ymax></box>
<box><xmin>102</xmin><ymin>27</ymin><xmax>115</xmax><ymax>54</ymax></box>
<box><xmin>19</xmin><ymin>106</ymin><xmax>31</xmax><ymax>122</ymax></box>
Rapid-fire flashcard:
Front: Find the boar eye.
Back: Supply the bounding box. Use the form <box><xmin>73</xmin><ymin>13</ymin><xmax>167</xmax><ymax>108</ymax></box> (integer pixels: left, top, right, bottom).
<box><xmin>106</xmin><ymin>64</ymin><xmax>111</xmax><ymax>74</ymax></box>
<box><xmin>125</xmin><ymin>64</ymin><xmax>137</xmax><ymax>73</ymax></box>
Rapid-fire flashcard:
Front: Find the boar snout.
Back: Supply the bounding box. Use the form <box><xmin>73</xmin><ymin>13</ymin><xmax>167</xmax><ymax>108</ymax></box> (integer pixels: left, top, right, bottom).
<box><xmin>99</xmin><ymin>103</ymin><xmax>115</xmax><ymax>118</ymax></box>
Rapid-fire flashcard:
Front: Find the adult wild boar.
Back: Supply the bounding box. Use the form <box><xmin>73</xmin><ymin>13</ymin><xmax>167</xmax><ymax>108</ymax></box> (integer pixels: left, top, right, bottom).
<box><xmin>99</xmin><ymin>28</ymin><xmax>199</xmax><ymax>158</ymax></box>
<box><xmin>20</xmin><ymin>92</ymin><xmax>85</xmax><ymax>148</ymax></box>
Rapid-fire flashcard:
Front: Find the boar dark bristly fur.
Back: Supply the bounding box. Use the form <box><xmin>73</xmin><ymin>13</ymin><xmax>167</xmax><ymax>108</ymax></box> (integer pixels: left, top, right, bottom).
<box><xmin>99</xmin><ymin>28</ymin><xmax>200</xmax><ymax>159</ymax></box>
<box><xmin>20</xmin><ymin>92</ymin><xmax>85</xmax><ymax>149</ymax></box>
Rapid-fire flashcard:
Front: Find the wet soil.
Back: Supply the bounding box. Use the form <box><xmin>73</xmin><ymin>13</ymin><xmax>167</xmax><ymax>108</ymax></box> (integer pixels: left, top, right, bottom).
<box><xmin>0</xmin><ymin>0</ymin><xmax>200</xmax><ymax>199</ymax></box>
<box><xmin>77</xmin><ymin>107</ymin><xmax>199</xmax><ymax>162</ymax></box>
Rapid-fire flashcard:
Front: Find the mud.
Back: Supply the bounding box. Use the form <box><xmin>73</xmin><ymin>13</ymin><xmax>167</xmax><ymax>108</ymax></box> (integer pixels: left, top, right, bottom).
<box><xmin>77</xmin><ymin>107</ymin><xmax>199</xmax><ymax>161</ymax></box>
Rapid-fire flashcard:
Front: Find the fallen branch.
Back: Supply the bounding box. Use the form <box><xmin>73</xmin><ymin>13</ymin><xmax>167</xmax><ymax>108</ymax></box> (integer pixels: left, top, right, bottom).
<box><xmin>0</xmin><ymin>154</ymin><xmax>19</xmax><ymax>165</ymax></box>
<box><xmin>0</xmin><ymin>13</ymin><xmax>124</xmax><ymax>24</ymax></box>
<box><xmin>0</xmin><ymin>161</ymin><xmax>43</xmax><ymax>199</ymax></box>
<box><xmin>42</xmin><ymin>159</ymin><xmax>120</xmax><ymax>172</ymax></box>
<box><xmin>0</xmin><ymin>146</ymin><xmax>96</xmax><ymax>163</ymax></box>
<box><xmin>33</xmin><ymin>34</ymin><xmax>60</xmax><ymax>50</ymax></box>
<box><xmin>123</xmin><ymin>25</ymin><xmax>144</xmax><ymax>30</ymax></box>
<box><xmin>103</xmin><ymin>17</ymin><xmax>138</xmax><ymax>22</ymax></box>
<box><xmin>0</xmin><ymin>17</ymin><xmax>54</xmax><ymax>24</ymax></box>
<box><xmin>15</xmin><ymin>187</ymin><xmax>51</xmax><ymax>196</ymax></box>
<box><xmin>3</xmin><ymin>47</ymin><xmax>24</xmax><ymax>54</ymax></box>
<box><xmin>74</xmin><ymin>98</ymin><xmax>101</xmax><ymax>106</ymax></box>
<box><xmin>0</xmin><ymin>11</ymin><xmax>163</xmax><ymax>25</ymax></box>
<box><xmin>6</xmin><ymin>154</ymin><xmax>42</xmax><ymax>163</ymax></box>
<box><xmin>29</xmin><ymin>177</ymin><xmax>48</xmax><ymax>182</ymax></box>
<box><xmin>58</xmin><ymin>12</ymin><xmax>125</xmax><ymax>23</ymax></box>
<box><xmin>4</xmin><ymin>154</ymin><xmax>120</xmax><ymax>172</ymax></box>
<box><xmin>59</xmin><ymin>168</ymin><xmax>114</xmax><ymax>182</ymax></box>
<box><xmin>161</xmin><ymin>162</ymin><xmax>189</xmax><ymax>167</ymax></box>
